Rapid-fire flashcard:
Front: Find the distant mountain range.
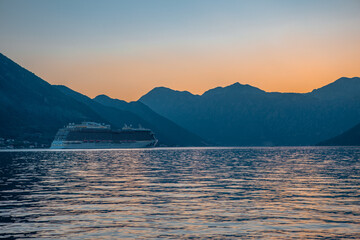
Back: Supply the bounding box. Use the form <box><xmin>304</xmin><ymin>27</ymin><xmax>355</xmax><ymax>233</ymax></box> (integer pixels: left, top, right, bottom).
<box><xmin>139</xmin><ymin>78</ymin><xmax>360</xmax><ymax>146</ymax></box>
<box><xmin>1</xmin><ymin>52</ymin><xmax>359</xmax><ymax>147</ymax></box>
<box><xmin>0</xmin><ymin>53</ymin><xmax>206</xmax><ymax>146</ymax></box>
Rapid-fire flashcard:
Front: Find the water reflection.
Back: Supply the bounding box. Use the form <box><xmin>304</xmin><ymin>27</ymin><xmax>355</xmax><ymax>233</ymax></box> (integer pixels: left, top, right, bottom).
<box><xmin>0</xmin><ymin>147</ymin><xmax>359</xmax><ymax>239</ymax></box>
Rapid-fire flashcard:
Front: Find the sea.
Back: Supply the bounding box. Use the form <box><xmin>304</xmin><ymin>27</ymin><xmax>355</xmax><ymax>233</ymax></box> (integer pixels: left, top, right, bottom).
<box><xmin>0</xmin><ymin>147</ymin><xmax>359</xmax><ymax>239</ymax></box>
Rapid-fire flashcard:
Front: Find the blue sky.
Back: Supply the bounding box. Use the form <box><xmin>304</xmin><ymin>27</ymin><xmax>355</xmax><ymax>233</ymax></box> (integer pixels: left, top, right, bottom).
<box><xmin>1</xmin><ymin>0</ymin><xmax>359</xmax><ymax>100</ymax></box>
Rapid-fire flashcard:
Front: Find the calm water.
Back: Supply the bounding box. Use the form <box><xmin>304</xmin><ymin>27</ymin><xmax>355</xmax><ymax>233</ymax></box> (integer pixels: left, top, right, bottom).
<box><xmin>0</xmin><ymin>147</ymin><xmax>359</xmax><ymax>239</ymax></box>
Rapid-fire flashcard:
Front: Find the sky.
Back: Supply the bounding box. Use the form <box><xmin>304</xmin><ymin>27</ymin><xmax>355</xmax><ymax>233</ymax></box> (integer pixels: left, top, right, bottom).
<box><xmin>0</xmin><ymin>0</ymin><xmax>360</xmax><ymax>101</ymax></box>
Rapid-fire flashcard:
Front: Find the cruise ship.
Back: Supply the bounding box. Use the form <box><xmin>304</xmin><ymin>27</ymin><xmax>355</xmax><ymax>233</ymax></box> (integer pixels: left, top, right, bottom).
<box><xmin>50</xmin><ymin>122</ymin><xmax>158</xmax><ymax>149</ymax></box>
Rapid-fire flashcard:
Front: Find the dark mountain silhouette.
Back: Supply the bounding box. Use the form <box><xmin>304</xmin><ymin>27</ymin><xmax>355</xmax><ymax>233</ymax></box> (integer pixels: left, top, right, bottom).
<box><xmin>317</xmin><ymin>122</ymin><xmax>360</xmax><ymax>146</ymax></box>
<box><xmin>2</xmin><ymin>51</ymin><xmax>359</xmax><ymax>146</ymax></box>
<box><xmin>93</xmin><ymin>95</ymin><xmax>207</xmax><ymax>146</ymax></box>
<box><xmin>310</xmin><ymin>77</ymin><xmax>360</xmax><ymax>100</ymax></box>
<box><xmin>0</xmin><ymin>53</ymin><xmax>205</xmax><ymax>146</ymax></box>
<box><xmin>0</xmin><ymin>53</ymin><xmax>105</xmax><ymax>144</ymax></box>
<box><xmin>139</xmin><ymin>77</ymin><xmax>360</xmax><ymax>146</ymax></box>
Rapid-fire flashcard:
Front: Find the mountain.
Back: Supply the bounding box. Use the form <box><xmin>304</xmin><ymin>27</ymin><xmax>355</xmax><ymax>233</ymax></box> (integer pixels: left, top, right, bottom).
<box><xmin>317</xmin><ymin>122</ymin><xmax>360</xmax><ymax>146</ymax></box>
<box><xmin>55</xmin><ymin>87</ymin><xmax>206</xmax><ymax>146</ymax></box>
<box><xmin>310</xmin><ymin>77</ymin><xmax>360</xmax><ymax>100</ymax></box>
<box><xmin>2</xmin><ymin>51</ymin><xmax>359</xmax><ymax>147</ymax></box>
<box><xmin>0</xmin><ymin>53</ymin><xmax>106</xmax><ymax>144</ymax></box>
<box><xmin>139</xmin><ymin>78</ymin><xmax>360</xmax><ymax>146</ymax></box>
<box><xmin>53</xmin><ymin>85</ymin><xmax>146</xmax><ymax>128</ymax></box>
<box><xmin>0</xmin><ymin>53</ymin><xmax>205</xmax><ymax>147</ymax></box>
<box><xmin>93</xmin><ymin>94</ymin><xmax>207</xmax><ymax>146</ymax></box>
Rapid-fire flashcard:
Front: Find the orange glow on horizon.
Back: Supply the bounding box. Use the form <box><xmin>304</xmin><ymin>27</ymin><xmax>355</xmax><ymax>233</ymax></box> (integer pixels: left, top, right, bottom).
<box><xmin>10</xmin><ymin>32</ymin><xmax>360</xmax><ymax>102</ymax></box>
<box><xmin>1</xmin><ymin>0</ymin><xmax>360</xmax><ymax>101</ymax></box>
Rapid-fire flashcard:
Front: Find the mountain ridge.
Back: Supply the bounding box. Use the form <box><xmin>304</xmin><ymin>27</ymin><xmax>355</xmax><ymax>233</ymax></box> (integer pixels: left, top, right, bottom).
<box><xmin>1</xmin><ymin>52</ymin><xmax>360</xmax><ymax>147</ymax></box>
<box><xmin>139</xmin><ymin>77</ymin><xmax>360</xmax><ymax>146</ymax></box>
<box><xmin>142</xmin><ymin>77</ymin><xmax>360</xmax><ymax>99</ymax></box>
<box><xmin>93</xmin><ymin>94</ymin><xmax>207</xmax><ymax>146</ymax></box>
<box><xmin>318</xmin><ymin>121</ymin><xmax>360</xmax><ymax>146</ymax></box>
<box><xmin>0</xmin><ymin>53</ymin><xmax>206</xmax><ymax>147</ymax></box>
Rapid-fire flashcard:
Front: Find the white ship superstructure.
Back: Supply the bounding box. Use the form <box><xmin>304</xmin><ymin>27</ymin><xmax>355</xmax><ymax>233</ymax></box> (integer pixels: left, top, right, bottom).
<box><xmin>50</xmin><ymin>122</ymin><xmax>157</xmax><ymax>149</ymax></box>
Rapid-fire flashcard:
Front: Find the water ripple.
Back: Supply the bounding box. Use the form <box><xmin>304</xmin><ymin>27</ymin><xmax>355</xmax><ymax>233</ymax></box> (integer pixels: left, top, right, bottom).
<box><xmin>0</xmin><ymin>147</ymin><xmax>359</xmax><ymax>239</ymax></box>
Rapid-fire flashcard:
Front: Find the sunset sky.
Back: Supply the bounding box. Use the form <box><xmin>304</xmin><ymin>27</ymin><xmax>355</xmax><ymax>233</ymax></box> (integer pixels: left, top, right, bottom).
<box><xmin>1</xmin><ymin>0</ymin><xmax>360</xmax><ymax>101</ymax></box>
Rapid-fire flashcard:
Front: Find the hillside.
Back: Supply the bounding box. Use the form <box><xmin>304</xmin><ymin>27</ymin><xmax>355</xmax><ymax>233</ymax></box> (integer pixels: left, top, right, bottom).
<box><xmin>0</xmin><ymin>53</ymin><xmax>206</xmax><ymax>147</ymax></box>
<box><xmin>0</xmin><ymin>53</ymin><xmax>105</xmax><ymax>144</ymax></box>
<box><xmin>140</xmin><ymin>78</ymin><xmax>360</xmax><ymax>146</ymax></box>
<box><xmin>93</xmin><ymin>95</ymin><xmax>207</xmax><ymax>146</ymax></box>
<box><xmin>317</xmin><ymin>122</ymin><xmax>360</xmax><ymax>146</ymax></box>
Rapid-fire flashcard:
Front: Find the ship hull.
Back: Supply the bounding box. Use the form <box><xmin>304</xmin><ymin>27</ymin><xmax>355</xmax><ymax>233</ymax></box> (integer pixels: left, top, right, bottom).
<box><xmin>50</xmin><ymin>140</ymin><xmax>157</xmax><ymax>149</ymax></box>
